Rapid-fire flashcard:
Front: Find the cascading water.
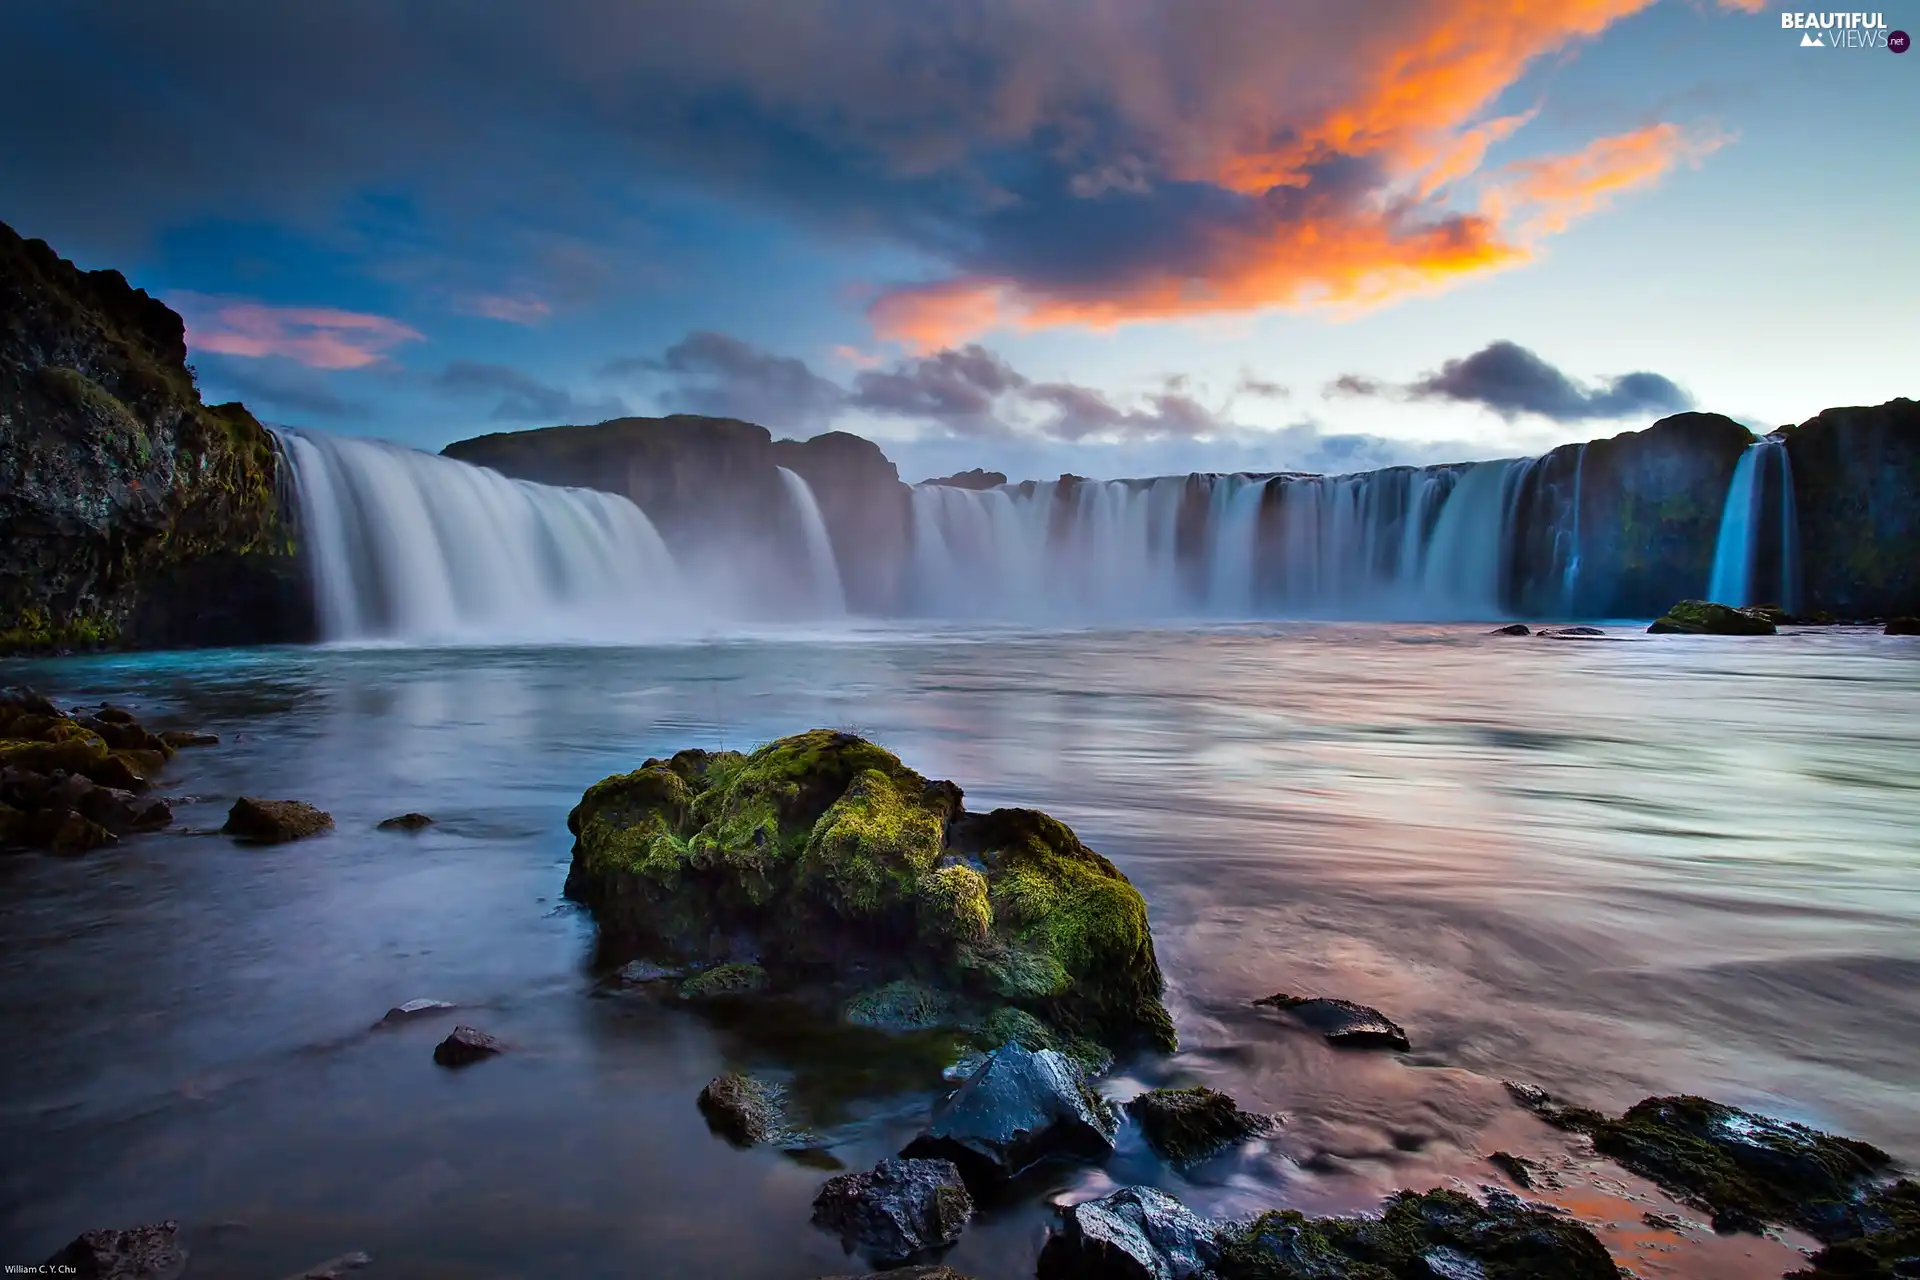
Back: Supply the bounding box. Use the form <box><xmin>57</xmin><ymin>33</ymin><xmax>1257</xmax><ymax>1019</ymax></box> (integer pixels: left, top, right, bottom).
<box><xmin>776</xmin><ymin>467</ymin><xmax>848</xmax><ymax>616</ymax></box>
<box><xmin>1707</xmin><ymin>437</ymin><xmax>1800</xmax><ymax>609</ymax></box>
<box><xmin>277</xmin><ymin>429</ymin><xmax>690</xmax><ymax>642</ymax></box>
<box><xmin>907</xmin><ymin>461</ymin><xmax>1538</xmax><ymax>621</ymax></box>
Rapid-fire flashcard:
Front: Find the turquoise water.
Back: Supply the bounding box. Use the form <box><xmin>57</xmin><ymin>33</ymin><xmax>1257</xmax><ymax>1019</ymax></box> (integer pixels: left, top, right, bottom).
<box><xmin>3</xmin><ymin>623</ymin><xmax>1916</xmax><ymax>1277</ymax></box>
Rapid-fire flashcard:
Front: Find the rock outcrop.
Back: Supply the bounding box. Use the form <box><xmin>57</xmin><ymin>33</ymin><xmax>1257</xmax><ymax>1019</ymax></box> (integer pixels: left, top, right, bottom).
<box><xmin>42</xmin><ymin>1219</ymin><xmax>188</xmax><ymax>1280</ymax></box>
<box><xmin>1647</xmin><ymin>599</ymin><xmax>1778</xmax><ymax>635</ymax></box>
<box><xmin>1253</xmin><ymin>994</ymin><xmax>1412</xmax><ymax>1051</ymax></box>
<box><xmin>564</xmin><ymin>729</ymin><xmax>1174</xmax><ymax>1057</ymax></box>
<box><xmin>901</xmin><ymin>1041</ymin><xmax>1118</xmax><ymax>1182</ymax></box>
<box><xmin>1</xmin><ymin>688</ymin><xmax>182</xmax><ymax>854</ymax></box>
<box><xmin>222</xmin><ymin>797</ymin><xmax>334</xmax><ymax>844</ymax></box>
<box><xmin>1</xmin><ymin>220</ymin><xmax>309</xmax><ymax>652</ymax></box>
<box><xmin>1783</xmin><ymin>398</ymin><xmax>1920</xmax><ymax>619</ymax></box>
<box><xmin>810</xmin><ymin>1157</ymin><xmax>974</xmax><ymax>1264</ymax></box>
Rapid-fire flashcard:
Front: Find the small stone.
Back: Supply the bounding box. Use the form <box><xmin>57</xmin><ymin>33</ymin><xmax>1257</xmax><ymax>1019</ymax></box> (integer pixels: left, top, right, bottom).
<box><xmin>811</xmin><ymin>1157</ymin><xmax>974</xmax><ymax>1264</ymax></box>
<box><xmin>223</xmin><ymin>797</ymin><xmax>334</xmax><ymax>844</ymax></box>
<box><xmin>1253</xmin><ymin>994</ymin><xmax>1411</xmax><ymax>1051</ymax></box>
<box><xmin>377</xmin><ymin>812</ymin><xmax>434</xmax><ymax>831</ymax></box>
<box><xmin>159</xmin><ymin>730</ymin><xmax>219</xmax><ymax>748</ymax></box>
<box><xmin>94</xmin><ymin>703</ymin><xmax>139</xmax><ymax>725</ymax></box>
<box><xmin>614</xmin><ymin>959</ymin><xmax>682</xmax><ymax>985</ymax></box>
<box><xmin>698</xmin><ymin>1070</ymin><xmax>785</xmax><ymax>1146</ymax></box>
<box><xmin>432</xmin><ymin>1025</ymin><xmax>502</xmax><ymax>1067</ymax></box>
<box><xmin>677</xmin><ymin>962</ymin><xmax>767</xmax><ymax>1000</ymax></box>
<box><xmin>901</xmin><ymin>1041</ymin><xmax>1117</xmax><ymax>1182</ymax></box>
<box><xmin>1126</xmin><ymin>1086</ymin><xmax>1277</xmax><ymax>1165</ymax></box>
<box><xmin>42</xmin><ymin>1219</ymin><xmax>187</xmax><ymax>1279</ymax></box>
<box><xmin>1489</xmin><ymin>623</ymin><xmax>1531</xmax><ymax>636</ymax></box>
<box><xmin>1037</xmin><ymin>1185</ymin><xmax>1221</xmax><ymax>1280</ymax></box>
<box><xmin>1487</xmin><ymin>1150</ymin><xmax>1536</xmax><ymax>1189</ymax></box>
<box><xmin>377</xmin><ymin>998</ymin><xmax>456</xmax><ymax>1026</ymax></box>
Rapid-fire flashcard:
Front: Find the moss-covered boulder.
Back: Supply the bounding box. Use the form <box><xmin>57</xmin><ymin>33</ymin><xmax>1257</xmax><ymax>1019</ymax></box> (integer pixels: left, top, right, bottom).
<box><xmin>1126</xmin><ymin>1086</ymin><xmax>1278</xmax><ymax>1166</ymax></box>
<box><xmin>1</xmin><ymin>220</ymin><xmax>311</xmax><ymax>652</ymax></box>
<box><xmin>564</xmin><ymin>729</ymin><xmax>1173</xmax><ymax>1056</ymax></box>
<box><xmin>1648</xmin><ymin>599</ymin><xmax>1777</xmax><ymax>635</ymax></box>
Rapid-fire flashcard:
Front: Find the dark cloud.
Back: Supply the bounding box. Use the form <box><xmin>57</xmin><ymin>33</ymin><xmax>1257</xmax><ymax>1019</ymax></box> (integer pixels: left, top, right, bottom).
<box><xmin>196</xmin><ymin>357</ymin><xmax>369</xmax><ymax>421</ymax></box>
<box><xmin>1234</xmin><ymin>374</ymin><xmax>1289</xmax><ymax>400</ymax></box>
<box><xmin>603</xmin><ymin>331</ymin><xmax>845</xmax><ymax>432</ymax></box>
<box><xmin>1331</xmin><ymin>341</ymin><xmax>1693</xmax><ymax>422</ymax></box>
<box><xmin>848</xmin><ymin>346</ymin><xmax>1028</xmax><ymax>436</ymax></box>
<box><xmin>433</xmin><ymin>361</ymin><xmax>628</xmax><ymax>423</ymax></box>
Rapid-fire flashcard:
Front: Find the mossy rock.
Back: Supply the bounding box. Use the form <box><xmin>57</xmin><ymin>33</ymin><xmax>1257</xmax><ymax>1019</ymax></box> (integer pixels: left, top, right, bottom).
<box><xmin>565</xmin><ymin>729</ymin><xmax>1173</xmax><ymax>1055</ymax></box>
<box><xmin>1126</xmin><ymin>1086</ymin><xmax>1277</xmax><ymax>1165</ymax></box>
<box><xmin>1648</xmin><ymin>599</ymin><xmax>1777</xmax><ymax>635</ymax></box>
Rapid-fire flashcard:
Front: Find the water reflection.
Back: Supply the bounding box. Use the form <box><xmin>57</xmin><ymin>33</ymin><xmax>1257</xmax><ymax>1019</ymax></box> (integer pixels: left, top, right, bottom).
<box><xmin>1</xmin><ymin>623</ymin><xmax>1915</xmax><ymax>1277</ymax></box>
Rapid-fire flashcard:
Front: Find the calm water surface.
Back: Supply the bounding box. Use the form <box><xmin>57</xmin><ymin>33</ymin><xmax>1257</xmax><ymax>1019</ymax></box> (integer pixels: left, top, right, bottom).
<box><xmin>2</xmin><ymin>623</ymin><xmax>1916</xmax><ymax>1278</ymax></box>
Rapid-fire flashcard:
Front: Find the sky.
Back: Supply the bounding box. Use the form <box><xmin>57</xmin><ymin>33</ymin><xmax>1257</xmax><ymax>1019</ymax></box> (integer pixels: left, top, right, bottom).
<box><xmin>1</xmin><ymin>0</ymin><xmax>1914</xmax><ymax>481</ymax></box>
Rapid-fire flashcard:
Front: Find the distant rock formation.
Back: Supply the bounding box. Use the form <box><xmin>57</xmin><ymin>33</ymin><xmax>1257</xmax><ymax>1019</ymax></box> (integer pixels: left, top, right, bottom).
<box><xmin>921</xmin><ymin>468</ymin><xmax>1007</xmax><ymax>490</ymax></box>
<box><xmin>0</xmin><ymin>220</ymin><xmax>309</xmax><ymax>652</ymax></box>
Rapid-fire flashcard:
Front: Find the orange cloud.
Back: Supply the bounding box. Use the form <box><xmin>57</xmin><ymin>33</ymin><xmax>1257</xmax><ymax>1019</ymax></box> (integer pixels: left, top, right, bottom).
<box><xmin>176</xmin><ymin>296</ymin><xmax>424</xmax><ymax>368</ymax></box>
<box><xmin>869</xmin><ymin>0</ymin><xmax>1759</xmax><ymax>349</ymax></box>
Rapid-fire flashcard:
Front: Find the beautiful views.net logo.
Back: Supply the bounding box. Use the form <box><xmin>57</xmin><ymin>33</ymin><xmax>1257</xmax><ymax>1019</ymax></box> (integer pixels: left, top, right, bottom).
<box><xmin>1780</xmin><ymin>11</ymin><xmax>1908</xmax><ymax>50</ymax></box>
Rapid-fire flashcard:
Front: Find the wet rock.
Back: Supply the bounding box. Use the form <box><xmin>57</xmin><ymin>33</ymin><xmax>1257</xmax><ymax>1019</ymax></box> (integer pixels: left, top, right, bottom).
<box><xmin>901</xmin><ymin>1041</ymin><xmax>1117</xmax><ymax>1182</ymax></box>
<box><xmin>377</xmin><ymin>812</ymin><xmax>434</xmax><ymax>831</ymax></box>
<box><xmin>614</xmin><ymin>959</ymin><xmax>684</xmax><ymax>985</ymax></box>
<box><xmin>1648</xmin><ymin>599</ymin><xmax>1777</xmax><ymax>635</ymax></box>
<box><xmin>1486</xmin><ymin>1150</ymin><xmax>1537</xmax><ymax>1189</ymax></box>
<box><xmin>811</xmin><ymin>1156</ymin><xmax>974</xmax><ymax>1264</ymax></box>
<box><xmin>432</xmin><ymin>1025</ymin><xmax>503</xmax><ymax>1067</ymax></box>
<box><xmin>1887</xmin><ymin>617</ymin><xmax>1920</xmax><ymax>636</ymax></box>
<box><xmin>159</xmin><ymin>729</ymin><xmax>220</xmax><ymax>748</ymax></box>
<box><xmin>1539</xmin><ymin>625</ymin><xmax>1608</xmax><ymax>640</ymax></box>
<box><xmin>42</xmin><ymin>1219</ymin><xmax>187</xmax><ymax>1279</ymax></box>
<box><xmin>698</xmin><ymin>1070</ymin><xmax>786</xmax><ymax>1146</ymax></box>
<box><xmin>1252</xmin><ymin>994</ymin><xmax>1411</xmax><ymax>1051</ymax></box>
<box><xmin>814</xmin><ymin>1268</ymin><xmax>974</xmax><ymax>1280</ymax></box>
<box><xmin>86</xmin><ymin>753</ymin><xmax>150</xmax><ymax>792</ymax></box>
<box><xmin>1216</xmin><ymin>1187</ymin><xmax>1617</xmax><ymax>1280</ymax></box>
<box><xmin>564</xmin><ymin>730</ymin><xmax>1174</xmax><ymax>1059</ymax></box>
<box><xmin>24</xmin><ymin>807</ymin><xmax>120</xmax><ymax>856</ymax></box>
<box><xmin>1489</xmin><ymin>623</ymin><xmax>1531</xmax><ymax>636</ymax></box>
<box><xmin>678</xmin><ymin>961</ymin><xmax>767</xmax><ymax>1000</ymax></box>
<box><xmin>1796</xmin><ymin>1178</ymin><xmax>1920</xmax><ymax>1277</ymax></box>
<box><xmin>79</xmin><ymin>785</ymin><xmax>171</xmax><ymax>834</ymax></box>
<box><xmin>279</xmin><ymin>1251</ymin><xmax>372</xmax><ymax>1279</ymax></box>
<box><xmin>93</xmin><ymin>704</ymin><xmax>138</xmax><ymax>725</ymax></box>
<box><xmin>1037</xmin><ymin>1185</ymin><xmax>1222</xmax><ymax>1280</ymax></box>
<box><xmin>376</xmin><ymin>998</ymin><xmax>456</xmax><ymax>1026</ymax></box>
<box><xmin>1</xmin><ymin>686</ymin><xmax>60</xmax><ymax>717</ymax></box>
<box><xmin>223</xmin><ymin>797</ymin><xmax>334</xmax><ymax>844</ymax></box>
<box><xmin>1504</xmin><ymin>1086</ymin><xmax>1898</xmax><ymax>1243</ymax></box>
<box><xmin>1125</xmin><ymin>1086</ymin><xmax>1277</xmax><ymax>1165</ymax></box>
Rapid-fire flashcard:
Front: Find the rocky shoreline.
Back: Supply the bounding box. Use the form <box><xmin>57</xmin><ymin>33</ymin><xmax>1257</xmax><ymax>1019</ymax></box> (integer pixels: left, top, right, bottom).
<box><xmin>14</xmin><ymin>715</ymin><xmax>1918</xmax><ymax>1279</ymax></box>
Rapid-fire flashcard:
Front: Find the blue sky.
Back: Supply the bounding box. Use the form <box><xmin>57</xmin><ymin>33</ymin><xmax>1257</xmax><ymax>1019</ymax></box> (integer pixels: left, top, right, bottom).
<box><xmin>1</xmin><ymin>0</ymin><xmax>1912</xmax><ymax>481</ymax></box>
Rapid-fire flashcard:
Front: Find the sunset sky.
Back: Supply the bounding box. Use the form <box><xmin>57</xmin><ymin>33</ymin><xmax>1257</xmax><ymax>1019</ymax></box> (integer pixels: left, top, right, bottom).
<box><xmin>2</xmin><ymin>1</ymin><xmax>1913</xmax><ymax>480</ymax></box>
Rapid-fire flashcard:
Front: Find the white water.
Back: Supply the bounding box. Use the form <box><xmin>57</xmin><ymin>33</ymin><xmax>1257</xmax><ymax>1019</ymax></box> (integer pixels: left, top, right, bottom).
<box><xmin>1707</xmin><ymin>438</ymin><xmax>1799</xmax><ymax>609</ymax></box>
<box><xmin>278</xmin><ymin>430</ymin><xmax>693</xmax><ymax>642</ymax></box>
<box><xmin>908</xmin><ymin>463</ymin><xmax>1534</xmax><ymax>621</ymax></box>
<box><xmin>776</xmin><ymin>467</ymin><xmax>848</xmax><ymax>617</ymax></box>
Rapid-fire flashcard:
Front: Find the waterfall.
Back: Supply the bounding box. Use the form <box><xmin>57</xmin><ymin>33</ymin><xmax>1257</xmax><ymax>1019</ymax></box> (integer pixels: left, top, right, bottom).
<box><xmin>277</xmin><ymin>429</ymin><xmax>689</xmax><ymax>642</ymax></box>
<box><xmin>908</xmin><ymin>462</ymin><xmax>1534</xmax><ymax>621</ymax></box>
<box><xmin>1707</xmin><ymin>437</ymin><xmax>1799</xmax><ymax>608</ymax></box>
<box><xmin>776</xmin><ymin>467</ymin><xmax>848</xmax><ymax>616</ymax></box>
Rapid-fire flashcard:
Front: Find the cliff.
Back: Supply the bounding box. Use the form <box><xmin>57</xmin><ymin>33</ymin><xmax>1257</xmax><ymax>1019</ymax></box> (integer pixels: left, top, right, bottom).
<box><xmin>1782</xmin><ymin>398</ymin><xmax>1920</xmax><ymax>618</ymax></box>
<box><xmin>0</xmin><ymin>221</ymin><xmax>309</xmax><ymax>652</ymax></box>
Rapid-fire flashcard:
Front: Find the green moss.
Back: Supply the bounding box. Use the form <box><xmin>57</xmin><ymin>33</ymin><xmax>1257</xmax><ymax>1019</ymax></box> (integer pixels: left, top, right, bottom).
<box><xmin>0</xmin><ymin>604</ymin><xmax>121</xmax><ymax>654</ymax></box>
<box><xmin>1126</xmin><ymin>1086</ymin><xmax>1275</xmax><ymax>1165</ymax></box>
<box><xmin>1649</xmin><ymin>599</ymin><xmax>1777</xmax><ymax>635</ymax></box>
<box><xmin>679</xmin><ymin>962</ymin><xmax>768</xmax><ymax>1000</ymax></box>
<box><xmin>1792</xmin><ymin>1179</ymin><xmax>1920</xmax><ymax>1278</ymax></box>
<box><xmin>801</xmin><ymin>767</ymin><xmax>945</xmax><ymax>918</ymax></box>
<box><xmin>843</xmin><ymin>979</ymin><xmax>953</xmax><ymax>1031</ymax></box>
<box><xmin>916</xmin><ymin>863</ymin><xmax>992</xmax><ymax>942</ymax></box>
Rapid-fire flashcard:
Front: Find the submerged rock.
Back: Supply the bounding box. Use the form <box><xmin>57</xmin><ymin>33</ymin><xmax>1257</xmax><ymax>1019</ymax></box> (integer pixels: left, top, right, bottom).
<box><xmin>1038</xmin><ymin>1185</ymin><xmax>1221</xmax><ymax>1280</ymax></box>
<box><xmin>159</xmin><ymin>730</ymin><xmax>219</xmax><ymax>749</ymax></box>
<box><xmin>277</xmin><ymin>1251</ymin><xmax>372</xmax><ymax>1279</ymax></box>
<box><xmin>1253</xmin><ymin>994</ymin><xmax>1411</xmax><ymax>1051</ymax></box>
<box><xmin>1507</xmin><ymin>1085</ymin><xmax>1899</xmax><ymax>1243</ymax></box>
<box><xmin>1486</xmin><ymin>1150</ymin><xmax>1538</xmax><ymax>1189</ymax></box>
<box><xmin>376</xmin><ymin>812</ymin><xmax>434</xmax><ymax>831</ymax></box>
<box><xmin>698</xmin><ymin>1070</ymin><xmax>786</xmax><ymax>1147</ymax></box>
<box><xmin>901</xmin><ymin>1040</ymin><xmax>1117</xmax><ymax>1182</ymax></box>
<box><xmin>563</xmin><ymin>729</ymin><xmax>1173</xmax><ymax>1056</ymax></box>
<box><xmin>678</xmin><ymin>962</ymin><xmax>767</xmax><ymax>1000</ymax></box>
<box><xmin>811</xmin><ymin>1156</ymin><xmax>974</xmax><ymax>1264</ymax></box>
<box><xmin>432</xmin><ymin>1025</ymin><xmax>503</xmax><ymax>1067</ymax></box>
<box><xmin>613</xmin><ymin>959</ymin><xmax>684</xmax><ymax>986</ymax></box>
<box><xmin>42</xmin><ymin>1219</ymin><xmax>187</xmax><ymax>1279</ymax></box>
<box><xmin>376</xmin><ymin>998</ymin><xmax>456</xmax><ymax>1026</ymax></box>
<box><xmin>1125</xmin><ymin>1086</ymin><xmax>1277</xmax><ymax>1165</ymax></box>
<box><xmin>1648</xmin><ymin>599</ymin><xmax>1777</xmax><ymax>635</ymax></box>
<box><xmin>1216</xmin><ymin>1187</ymin><xmax>1617</xmax><ymax>1280</ymax></box>
<box><xmin>814</xmin><ymin>1268</ymin><xmax>974</xmax><ymax>1280</ymax></box>
<box><xmin>223</xmin><ymin>797</ymin><xmax>334</xmax><ymax>844</ymax></box>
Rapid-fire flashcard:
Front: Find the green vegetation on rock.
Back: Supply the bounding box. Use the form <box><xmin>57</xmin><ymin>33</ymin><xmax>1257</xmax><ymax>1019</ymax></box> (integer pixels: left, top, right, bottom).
<box><xmin>1648</xmin><ymin>599</ymin><xmax>1777</xmax><ymax>635</ymax></box>
<box><xmin>1126</xmin><ymin>1086</ymin><xmax>1277</xmax><ymax>1165</ymax></box>
<box><xmin>565</xmin><ymin>729</ymin><xmax>1174</xmax><ymax>1055</ymax></box>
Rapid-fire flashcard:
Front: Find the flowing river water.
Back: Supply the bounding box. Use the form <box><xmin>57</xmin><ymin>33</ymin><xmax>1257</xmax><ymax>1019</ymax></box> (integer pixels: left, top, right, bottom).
<box><xmin>3</xmin><ymin>624</ymin><xmax>1916</xmax><ymax>1277</ymax></box>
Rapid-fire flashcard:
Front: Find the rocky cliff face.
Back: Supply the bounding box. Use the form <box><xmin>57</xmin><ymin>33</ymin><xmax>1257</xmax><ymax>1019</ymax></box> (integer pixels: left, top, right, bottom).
<box><xmin>1783</xmin><ymin>398</ymin><xmax>1920</xmax><ymax>618</ymax></box>
<box><xmin>0</xmin><ymin>221</ymin><xmax>309</xmax><ymax>653</ymax></box>
<box><xmin>445</xmin><ymin>416</ymin><xmax>914</xmax><ymax>613</ymax></box>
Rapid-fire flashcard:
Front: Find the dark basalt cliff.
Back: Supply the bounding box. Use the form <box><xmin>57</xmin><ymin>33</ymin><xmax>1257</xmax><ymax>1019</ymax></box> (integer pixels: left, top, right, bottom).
<box><xmin>445</xmin><ymin>415</ymin><xmax>913</xmax><ymax>613</ymax></box>
<box><xmin>0</xmin><ymin>221</ymin><xmax>309</xmax><ymax>653</ymax></box>
<box><xmin>1782</xmin><ymin>398</ymin><xmax>1920</xmax><ymax>617</ymax></box>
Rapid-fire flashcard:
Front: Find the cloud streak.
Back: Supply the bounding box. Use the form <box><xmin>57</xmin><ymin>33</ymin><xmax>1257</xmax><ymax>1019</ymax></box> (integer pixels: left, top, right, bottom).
<box><xmin>173</xmin><ymin>295</ymin><xmax>423</xmax><ymax>369</ymax></box>
<box><xmin>1332</xmin><ymin>340</ymin><xmax>1694</xmax><ymax>422</ymax></box>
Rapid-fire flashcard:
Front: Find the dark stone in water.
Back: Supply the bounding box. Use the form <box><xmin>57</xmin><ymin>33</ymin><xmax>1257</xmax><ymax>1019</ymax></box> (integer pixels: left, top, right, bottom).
<box><xmin>278</xmin><ymin>1251</ymin><xmax>372</xmax><ymax>1279</ymax></box>
<box><xmin>814</xmin><ymin>1268</ymin><xmax>974</xmax><ymax>1280</ymax></box>
<box><xmin>1253</xmin><ymin>993</ymin><xmax>1411</xmax><ymax>1051</ymax></box>
<box><xmin>614</xmin><ymin>959</ymin><xmax>684</xmax><ymax>985</ymax></box>
<box><xmin>901</xmin><ymin>1041</ymin><xmax>1117</xmax><ymax>1182</ymax></box>
<box><xmin>377</xmin><ymin>812</ymin><xmax>434</xmax><ymax>831</ymax></box>
<box><xmin>432</xmin><ymin>1025</ymin><xmax>503</xmax><ymax>1067</ymax></box>
<box><xmin>159</xmin><ymin>730</ymin><xmax>219</xmax><ymax>749</ymax></box>
<box><xmin>811</xmin><ymin>1156</ymin><xmax>974</xmax><ymax>1264</ymax></box>
<box><xmin>698</xmin><ymin>1070</ymin><xmax>786</xmax><ymax>1147</ymax></box>
<box><xmin>223</xmin><ymin>797</ymin><xmax>334</xmax><ymax>844</ymax></box>
<box><xmin>42</xmin><ymin>1219</ymin><xmax>187</xmax><ymax>1279</ymax></box>
<box><xmin>1490</xmin><ymin>623</ymin><xmax>1531</xmax><ymax>636</ymax></box>
<box><xmin>1125</xmin><ymin>1086</ymin><xmax>1277</xmax><ymax>1165</ymax></box>
<box><xmin>376</xmin><ymin>998</ymin><xmax>456</xmax><ymax>1026</ymax></box>
<box><xmin>1487</xmin><ymin>1150</ymin><xmax>1537</xmax><ymax>1189</ymax></box>
<box><xmin>1648</xmin><ymin>599</ymin><xmax>1777</xmax><ymax>635</ymax></box>
<box><xmin>1038</xmin><ymin>1184</ymin><xmax>1221</xmax><ymax>1280</ymax></box>
<box><xmin>1887</xmin><ymin>617</ymin><xmax>1920</xmax><ymax>636</ymax></box>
